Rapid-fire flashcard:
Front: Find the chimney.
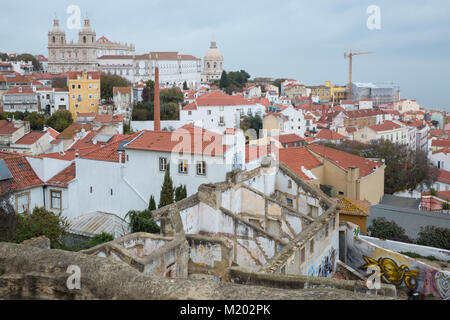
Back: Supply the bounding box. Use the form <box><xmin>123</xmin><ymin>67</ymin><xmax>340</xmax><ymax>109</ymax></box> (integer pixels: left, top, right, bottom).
<box><xmin>154</xmin><ymin>61</ymin><xmax>161</xmax><ymax>131</ymax></box>
<box><xmin>321</xmin><ymin>104</ymin><xmax>327</xmax><ymax>122</ymax></box>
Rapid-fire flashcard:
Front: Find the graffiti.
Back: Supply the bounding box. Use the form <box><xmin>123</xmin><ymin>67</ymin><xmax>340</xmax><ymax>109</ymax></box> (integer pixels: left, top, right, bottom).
<box><xmin>353</xmin><ymin>225</ymin><xmax>360</xmax><ymax>237</ymax></box>
<box><xmin>317</xmin><ymin>248</ymin><xmax>336</xmax><ymax>278</ymax></box>
<box><xmin>434</xmin><ymin>272</ymin><xmax>449</xmax><ymax>300</ymax></box>
<box><xmin>360</xmin><ymin>256</ymin><xmax>420</xmax><ymax>289</ymax></box>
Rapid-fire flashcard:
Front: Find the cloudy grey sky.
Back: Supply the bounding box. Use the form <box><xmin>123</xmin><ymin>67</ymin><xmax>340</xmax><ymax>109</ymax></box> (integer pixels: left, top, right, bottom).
<box><xmin>1</xmin><ymin>0</ymin><xmax>449</xmax><ymax>110</ymax></box>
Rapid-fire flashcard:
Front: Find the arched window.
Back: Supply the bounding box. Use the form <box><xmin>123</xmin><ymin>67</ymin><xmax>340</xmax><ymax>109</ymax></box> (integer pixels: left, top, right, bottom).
<box><xmin>83</xmin><ymin>36</ymin><xmax>86</xmax><ymax>44</ymax></box>
<box><xmin>207</xmin><ymin>62</ymin><xmax>210</xmax><ymax>69</ymax></box>
<box><xmin>52</xmin><ymin>36</ymin><xmax>55</xmax><ymax>43</ymax></box>
<box><xmin>61</xmin><ymin>37</ymin><xmax>64</xmax><ymax>43</ymax></box>
<box><xmin>214</xmin><ymin>63</ymin><xmax>217</xmax><ymax>69</ymax></box>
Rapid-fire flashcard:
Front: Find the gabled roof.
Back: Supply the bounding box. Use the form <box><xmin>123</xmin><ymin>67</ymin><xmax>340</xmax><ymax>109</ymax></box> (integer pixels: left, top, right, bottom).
<box><xmin>278</xmin><ymin>147</ymin><xmax>322</xmax><ymax>180</ymax></box>
<box><xmin>5</xmin><ymin>86</ymin><xmax>35</xmax><ymax>95</ymax></box>
<box><xmin>277</xmin><ymin>134</ymin><xmax>305</xmax><ymax>145</ymax></box>
<box><xmin>46</xmin><ymin>163</ymin><xmax>76</xmax><ymax>188</ymax></box>
<box><xmin>369</xmin><ymin>120</ymin><xmax>402</xmax><ymax>132</ymax></box>
<box><xmin>0</xmin><ymin>155</ymin><xmax>44</xmax><ymax>193</ymax></box>
<box><xmin>113</xmin><ymin>86</ymin><xmax>131</xmax><ymax>95</ymax></box>
<box><xmin>45</xmin><ymin>127</ymin><xmax>60</xmax><ymax>139</ymax></box>
<box><xmin>0</xmin><ymin>120</ymin><xmax>20</xmax><ymax>135</ymax></box>
<box><xmin>307</xmin><ymin>145</ymin><xmax>383</xmax><ymax>179</ymax></box>
<box><xmin>56</xmin><ymin>123</ymin><xmax>92</xmax><ymax>139</ymax></box>
<box><xmin>431</xmin><ymin>139</ymin><xmax>450</xmax><ymax>148</ymax></box>
<box><xmin>315</xmin><ymin>129</ymin><xmax>348</xmax><ymax>141</ymax></box>
<box><xmin>81</xmin><ymin>133</ymin><xmax>140</xmax><ymax>163</ymax></box>
<box><xmin>182</xmin><ymin>91</ymin><xmax>258</xmax><ymax>110</ymax></box>
<box><xmin>437</xmin><ymin>169</ymin><xmax>450</xmax><ymax>185</ymax></box>
<box><xmin>124</xmin><ymin>125</ymin><xmax>227</xmax><ymax>156</ymax></box>
<box><xmin>14</xmin><ymin>131</ymin><xmax>46</xmax><ymax>145</ymax></box>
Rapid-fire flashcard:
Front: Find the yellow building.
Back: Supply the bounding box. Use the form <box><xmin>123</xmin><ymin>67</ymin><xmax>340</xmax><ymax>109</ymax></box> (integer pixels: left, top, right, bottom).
<box><xmin>67</xmin><ymin>71</ymin><xmax>100</xmax><ymax>120</ymax></box>
<box><xmin>308</xmin><ymin>81</ymin><xmax>347</xmax><ymax>104</ymax></box>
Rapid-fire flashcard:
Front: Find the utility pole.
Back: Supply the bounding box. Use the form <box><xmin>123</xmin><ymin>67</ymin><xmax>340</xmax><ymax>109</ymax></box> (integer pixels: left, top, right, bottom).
<box><xmin>344</xmin><ymin>50</ymin><xmax>373</xmax><ymax>100</ymax></box>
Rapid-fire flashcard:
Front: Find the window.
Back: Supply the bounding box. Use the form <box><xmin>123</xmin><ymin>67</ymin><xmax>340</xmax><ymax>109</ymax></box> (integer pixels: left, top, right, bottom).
<box><xmin>188</xmin><ymin>111</ymin><xmax>192</xmax><ymax>116</ymax></box>
<box><xmin>207</xmin><ymin>110</ymin><xmax>211</xmax><ymax>115</ymax></box>
<box><xmin>159</xmin><ymin>157</ymin><xmax>167</xmax><ymax>171</ymax></box>
<box><xmin>110</xmin><ymin>189</ymin><xmax>113</xmax><ymax>196</ymax></box>
<box><xmin>88</xmin><ymin>84</ymin><xmax>92</xmax><ymax>89</ymax></box>
<box><xmin>50</xmin><ymin>190</ymin><xmax>61</xmax><ymax>210</ymax></box>
<box><xmin>286</xmin><ymin>198</ymin><xmax>293</xmax><ymax>207</ymax></box>
<box><xmin>301</xmin><ymin>247</ymin><xmax>306</xmax><ymax>263</ymax></box>
<box><xmin>219</xmin><ymin>106</ymin><xmax>224</xmax><ymax>111</ymax></box>
<box><xmin>197</xmin><ymin>161</ymin><xmax>206</xmax><ymax>176</ymax></box>
<box><xmin>178</xmin><ymin>160</ymin><xmax>188</xmax><ymax>174</ymax></box>
<box><xmin>288</xmin><ymin>180</ymin><xmax>292</xmax><ymax>189</ymax></box>
<box><xmin>332</xmin><ymin>217</ymin><xmax>336</xmax><ymax>230</ymax></box>
<box><xmin>325</xmin><ymin>224</ymin><xmax>329</xmax><ymax>238</ymax></box>
<box><xmin>89</xmin><ymin>94</ymin><xmax>92</xmax><ymax>99</ymax></box>
<box><xmin>90</xmin><ymin>186</ymin><xmax>93</xmax><ymax>193</ymax></box>
<box><xmin>72</xmin><ymin>84</ymin><xmax>75</xmax><ymax>89</ymax></box>
<box><xmin>78</xmin><ymin>84</ymin><xmax>81</xmax><ymax>89</ymax></box>
<box><xmin>15</xmin><ymin>193</ymin><xmax>29</xmax><ymax>214</ymax></box>
<box><xmin>310</xmin><ymin>238</ymin><xmax>314</xmax><ymax>254</ymax></box>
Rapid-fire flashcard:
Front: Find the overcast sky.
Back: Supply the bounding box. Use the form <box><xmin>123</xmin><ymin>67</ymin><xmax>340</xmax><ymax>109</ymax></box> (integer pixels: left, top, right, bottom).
<box><xmin>1</xmin><ymin>0</ymin><xmax>449</xmax><ymax>110</ymax></box>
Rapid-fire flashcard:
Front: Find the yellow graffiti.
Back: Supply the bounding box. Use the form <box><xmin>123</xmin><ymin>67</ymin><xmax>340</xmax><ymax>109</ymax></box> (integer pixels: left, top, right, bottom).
<box><xmin>360</xmin><ymin>256</ymin><xmax>420</xmax><ymax>289</ymax></box>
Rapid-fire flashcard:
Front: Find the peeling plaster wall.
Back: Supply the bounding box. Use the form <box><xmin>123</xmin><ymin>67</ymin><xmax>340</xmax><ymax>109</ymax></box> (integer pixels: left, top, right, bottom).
<box><xmin>343</xmin><ymin>223</ymin><xmax>450</xmax><ymax>300</ymax></box>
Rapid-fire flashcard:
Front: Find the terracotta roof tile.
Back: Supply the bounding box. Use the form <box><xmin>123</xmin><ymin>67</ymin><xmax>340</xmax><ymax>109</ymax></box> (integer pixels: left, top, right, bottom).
<box><xmin>277</xmin><ymin>134</ymin><xmax>305</xmax><ymax>145</ymax></box>
<box><xmin>369</xmin><ymin>120</ymin><xmax>402</xmax><ymax>132</ymax></box>
<box><xmin>0</xmin><ymin>156</ymin><xmax>43</xmax><ymax>193</ymax></box>
<box><xmin>46</xmin><ymin>163</ymin><xmax>76</xmax><ymax>187</ymax></box>
<box><xmin>278</xmin><ymin>147</ymin><xmax>322</xmax><ymax>180</ymax></box>
<box><xmin>315</xmin><ymin>129</ymin><xmax>348</xmax><ymax>140</ymax></box>
<box><xmin>307</xmin><ymin>145</ymin><xmax>382</xmax><ymax>179</ymax></box>
<box><xmin>14</xmin><ymin>131</ymin><xmax>46</xmax><ymax>145</ymax></box>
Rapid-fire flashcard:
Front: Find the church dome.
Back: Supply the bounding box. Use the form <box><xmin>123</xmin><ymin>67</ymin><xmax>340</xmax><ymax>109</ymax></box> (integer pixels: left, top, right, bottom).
<box><xmin>205</xmin><ymin>41</ymin><xmax>223</xmax><ymax>61</ymax></box>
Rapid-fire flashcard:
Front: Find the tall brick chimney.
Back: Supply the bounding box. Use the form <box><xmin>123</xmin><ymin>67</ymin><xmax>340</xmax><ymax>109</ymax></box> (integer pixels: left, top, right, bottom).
<box><xmin>154</xmin><ymin>62</ymin><xmax>161</xmax><ymax>131</ymax></box>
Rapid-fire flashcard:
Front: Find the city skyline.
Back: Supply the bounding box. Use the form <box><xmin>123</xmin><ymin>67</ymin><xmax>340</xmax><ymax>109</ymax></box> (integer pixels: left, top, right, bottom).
<box><xmin>1</xmin><ymin>0</ymin><xmax>449</xmax><ymax>110</ymax></box>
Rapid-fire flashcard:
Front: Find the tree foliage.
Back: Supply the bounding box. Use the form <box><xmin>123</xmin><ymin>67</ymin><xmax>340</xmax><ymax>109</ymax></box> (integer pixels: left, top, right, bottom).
<box><xmin>24</xmin><ymin>112</ymin><xmax>45</xmax><ymax>131</ymax></box>
<box><xmin>148</xmin><ymin>195</ymin><xmax>156</xmax><ymax>210</ymax></box>
<box><xmin>367</xmin><ymin>218</ymin><xmax>411</xmax><ymax>243</ymax></box>
<box><xmin>175</xmin><ymin>185</ymin><xmax>187</xmax><ymax>202</ymax></box>
<box><xmin>133</xmin><ymin>85</ymin><xmax>182</xmax><ymax>121</ymax></box>
<box><xmin>183</xmin><ymin>81</ymin><xmax>188</xmax><ymax>90</ymax></box>
<box><xmin>84</xmin><ymin>232</ymin><xmax>114</xmax><ymax>249</ymax></box>
<box><xmin>416</xmin><ymin>226</ymin><xmax>450</xmax><ymax>250</ymax></box>
<box><xmin>242</xmin><ymin>114</ymin><xmax>263</xmax><ymax>138</ymax></box>
<box><xmin>100</xmin><ymin>74</ymin><xmax>130</xmax><ymax>101</ymax></box>
<box><xmin>52</xmin><ymin>77</ymin><xmax>68</xmax><ymax>90</ymax></box>
<box><xmin>15</xmin><ymin>207</ymin><xmax>69</xmax><ymax>248</ymax></box>
<box><xmin>219</xmin><ymin>70</ymin><xmax>251</xmax><ymax>94</ymax></box>
<box><xmin>324</xmin><ymin>139</ymin><xmax>439</xmax><ymax>194</ymax></box>
<box><xmin>126</xmin><ymin>209</ymin><xmax>160</xmax><ymax>234</ymax></box>
<box><xmin>46</xmin><ymin>110</ymin><xmax>73</xmax><ymax>132</ymax></box>
<box><xmin>159</xmin><ymin>164</ymin><xmax>174</xmax><ymax>208</ymax></box>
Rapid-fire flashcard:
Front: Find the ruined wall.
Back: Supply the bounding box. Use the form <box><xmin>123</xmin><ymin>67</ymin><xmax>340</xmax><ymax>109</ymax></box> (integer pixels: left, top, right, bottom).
<box><xmin>343</xmin><ymin>223</ymin><xmax>450</xmax><ymax>300</ymax></box>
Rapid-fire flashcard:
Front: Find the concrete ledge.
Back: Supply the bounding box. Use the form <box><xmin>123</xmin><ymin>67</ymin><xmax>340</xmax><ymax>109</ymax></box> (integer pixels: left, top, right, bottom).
<box><xmin>229</xmin><ymin>266</ymin><xmax>397</xmax><ymax>297</ymax></box>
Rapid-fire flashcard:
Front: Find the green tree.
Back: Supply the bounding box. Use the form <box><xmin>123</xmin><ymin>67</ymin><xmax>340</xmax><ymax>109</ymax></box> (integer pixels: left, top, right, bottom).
<box><xmin>219</xmin><ymin>70</ymin><xmax>229</xmax><ymax>89</ymax></box>
<box><xmin>183</xmin><ymin>81</ymin><xmax>188</xmax><ymax>90</ymax></box>
<box><xmin>242</xmin><ymin>114</ymin><xmax>263</xmax><ymax>138</ymax></box>
<box><xmin>159</xmin><ymin>164</ymin><xmax>174</xmax><ymax>208</ymax></box>
<box><xmin>15</xmin><ymin>53</ymin><xmax>42</xmax><ymax>72</ymax></box>
<box><xmin>24</xmin><ymin>112</ymin><xmax>45</xmax><ymax>131</ymax></box>
<box><xmin>416</xmin><ymin>226</ymin><xmax>450</xmax><ymax>250</ymax></box>
<box><xmin>367</xmin><ymin>218</ymin><xmax>411</xmax><ymax>242</ymax></box>
<box><xmin>142</xmin><ymin>80</ymin><xmax>155</xmax><ymax>103</ymax></box>
<box><xmin>431</xmin><ymin>120</ymin><xmax>439</xmax><ymax>127</ymax></box>
<box><xmin>148</xmin><ymin>195</ymin><xmax>156</xmax><ymax>210</ymax></box>
<box><xmin>15</xmin><ymin>207</ymin><xmax>69</xmax><ymax>248</ymax></box>
<box><xmin>46</xmin><ymin>110</ymin><xmax>73</xmax><ymax>132</ymax></box>
<box><xmin>100</xmin><ymin>74</ymin><xmax>131</xmax><ymax>101</ymax></box>
<box><xmin>174</xmin><ymin>185</ymin><xmax>187</xmax><ymax>202</ymax></box>
<box><xmin>126</xmin><ymin>209</ymin><xmax>160</xmax><ymax>234</ymax></box>
<box><xmin>85</xmin><ymin>232</ymin><xmax>114</xmax><ymax>249</ymax></box>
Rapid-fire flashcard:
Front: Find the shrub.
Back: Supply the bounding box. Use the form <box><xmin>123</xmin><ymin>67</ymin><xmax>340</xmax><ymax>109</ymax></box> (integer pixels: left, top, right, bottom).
<box><xmin>15</xmin><ymin>207</ymin><xmax>69</xmax><ymax>248</ymax></box>
<box><xmin>85</xmin><ymin>232</ymin><xmax>114</xmax><ymax>249</ymax></box>
<box><xmin>416</xmin><ymin>226</ymin><xmax>450</xmax><ymax>250</ymax></box>
<box><xmin>126</xmin><ymin>209</ymin><xmax>160</xmax><ymax>234</ymax></box>
<box><xmin>367</xmin><ymin>217</ymin><xmax>411</xmax><ymax>242</ymax></box>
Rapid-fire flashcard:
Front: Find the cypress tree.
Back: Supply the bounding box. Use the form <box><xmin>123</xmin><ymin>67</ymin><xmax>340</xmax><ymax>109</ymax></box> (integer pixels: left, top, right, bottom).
<box><xmin>159</xmin><ymin>164</ymin><xmax>174</xmax><ymax>208</ymax></box>
<box><xmin>219</xmin><ymin>70</ymin><xmax>229</xmax><ymax>89</ymax></box>
<box><xmin>148</xmin><ymin>195</ymin><xmax>156</xmax><ymax>210</ymax></box>
<box><xmin>183</xmin><ymin>81</ymin><xmax>188</xmax><ymax>90</ymax></box>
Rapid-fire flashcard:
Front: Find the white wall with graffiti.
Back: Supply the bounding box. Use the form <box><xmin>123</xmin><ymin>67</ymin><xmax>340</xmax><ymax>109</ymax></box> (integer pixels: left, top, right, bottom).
<box><xmin>342</xmin><ymin>222</ymin><xmax>449</xmax><ymax>300</ymax></box>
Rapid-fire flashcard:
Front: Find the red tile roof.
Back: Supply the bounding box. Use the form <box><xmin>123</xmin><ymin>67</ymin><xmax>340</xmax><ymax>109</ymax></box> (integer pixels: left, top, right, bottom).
<box><xmin>182</xmin><ymin>91</ymin><xmax>257</xmax><ymax>110</ymax></box>
<box><xmin>46</xmin><ymin>163</ymin><xmax>76</xmax><ymax>187</ymax></box>
<box><xmin>94</xmin><ymin>114</ymin><xmax>123</xmax><ymax>123</ymax></box>
<box><xmin>308</xmin><ymin>145</ymin><xmax>382</xmax><ymax>179</ymax></box>
<box><xmin>278</xmin><ymin>147</ymin><xmax>322</xmax><ymax>180</ymax></box>
<box><xmin>125</xmin><ymin>125</ymin><xmax>227</xmax><ymax>156</ymax></box>
<box><xmin>431</xmin><ymin>139</ymin><xmax>450</xmax><ymax>148</ymax></box>
<box><xmin>14</xmin><ymin>131</ymin><xmax>46</xmax><ymax>145</ymax></box>
<box><xmin>81</xmin><ymin>133</ymin><xmax>139</xmax><ymax>163</ymax></box>
<box><xmin>0</xmin><ymin>156</ymin><xmax>43</xmax><ymax>193</ymax></box>
<box><xmin>429</xmin><ymin>129</ymin><xmax>444</xmax><ymax>137</ymax></box>
<box><xmin>437</xmin><ymin>169</ymin><xmax>450</xmax><ymax>185</ymax></box>
<box><xmin>344</xmin><ymin>109</ymin><xmax>384</xmax><ymax>119</ymax></box>
<box><xmin>369</xmin><ymin>120</ymin><xmax>402</xmax><ymax>132</ymax></box>
<box><xmin>5</xmin><ymin>86</ymin><xmax>35</xmax><ymax>95</ymax></box>
<box><xmin>113</xmin><ymin>86</ymin><xmax>132</xmax><ymax>95</ymax></box>
<box><xmin>0</xmin><ymin>120</ymin><xmax>20</xmax><ymax>135</ymax></box>
<box><xmin>277</xmin><ymin>134</ymin><xmax>305</xmax><ymax>145</ymax></box>
<box><xmin>68</xmin><ymin>71</ymin><xmax>100</xmax><ymax>80</ymax></box>
<box><xmin>315</xmin><ymin>129</ymin><xmax>348</xmax><ymax>140</ymax></box>
<box><xmin>45</xmin><ymin>127</ymin><xmax>60</xmax><ymax>139</ymax></box>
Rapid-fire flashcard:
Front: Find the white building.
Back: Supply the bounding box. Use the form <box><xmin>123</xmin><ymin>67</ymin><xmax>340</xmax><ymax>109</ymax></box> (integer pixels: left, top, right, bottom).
<box><xmin>243</xmin><ymin>86</ymin><xmax>262</xmax><ymax>99</ymax></box>
<box><xmin>113</xmin><ymin>86</ymin><xmax>133</xmax><ymax>123</ymax></box>
<box><xmin>9</xmin><ymin>131</ymin><xmax>52</xmax><ymax>155</ymax></box>
<box><xmin>36</xmin><ymin>88</ymin><xmax>69</xmax><ymax>115</ymax></box>
<box><xmin>180</xmin><ymin>91</ymin><xmax>266</xmax><ymax>133</ymax></box>
<box><xmin>98</xmin><ymin>52</ymin><xmax>202</xmax><ymax>89</ymax></box>
<box><xmin>200</xmin><ymin>41</ymin><xmax>223</xmax><ymax>83</ymax></box>
<box><xmin>2</xmin><ymin>86</ymin><xmax>38</xmax><ymax>113</ymax></box>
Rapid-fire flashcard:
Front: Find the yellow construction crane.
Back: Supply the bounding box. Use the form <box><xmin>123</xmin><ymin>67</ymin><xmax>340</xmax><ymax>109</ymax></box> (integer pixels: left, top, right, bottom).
<box><xmin>344</xmin><ymin>50</ymin><xmax>373</xmax><ymax>100</ymax></box>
